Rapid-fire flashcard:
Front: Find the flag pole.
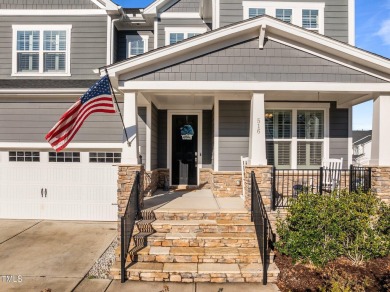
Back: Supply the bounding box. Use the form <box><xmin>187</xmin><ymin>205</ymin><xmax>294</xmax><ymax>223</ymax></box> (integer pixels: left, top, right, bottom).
<box><xmin>105</xmin><ymin>69</ymin><xmax>131</xmax><ymax>147</ymax></box>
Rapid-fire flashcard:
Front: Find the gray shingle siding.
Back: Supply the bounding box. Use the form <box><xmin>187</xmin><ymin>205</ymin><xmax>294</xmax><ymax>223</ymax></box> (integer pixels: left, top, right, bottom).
<box><xmin>329</xmin><ymin>102</ymin><xmax>349</xmax><ymax>167</ymax></box>
<box><xmin>132</xmin><ymin>38</ymin><xmax>385</xmax><ymax>83</ymax></box>
<box><xmin>0</xmin><ymin>0</ymin><xmax>99</xmax><ymax>9</ymax></box>
<box><xmin>158</xmin><ymin>18</ymin><xmax>210</xmax><ymax>48</ymax></box>
<box><xmin>220</xmin><ymin>0</ymin><xmax>349</xmax><ymax>43</ymax></box>
<box><xmin>163</xmin><ymin>0</ymin><xmax>200</xmax><ymax>13</ymax></box>
<box><xmin>158</xmin><ymin>110</ymin><xmax>168</xmax><ymax>168</ymax></box>
<box><xmin>202</xmin><ymin>110</ymin><xmax>213</xmax><ymax>168</ymax></box>
<box><xmin>0</xmin><ymin>15</ymin><xmax>107</xmax><ymax>80</ymax></box>
<box><xmin>219</xmin><ymin>101</ymin><xmax>250</xmax><ymax>171</ymax></box>
<box><xmin>138</xmin><ymin>107</ymin><xmax>147</xmax><ymax>165</ymax></box>
<box><xmin>151</xmin><ymin>103</ymin><xmax>159</xmax><ymax>170</ymax></box>
<box><xmin>0</xmin><ymin>102</ymin><xmax>138</xmax><ymax>144</ymax></box>
<box><xmin>115</xmin><ymin>30</ymin><xmax>154</xmax><ymax>63</ymax></box>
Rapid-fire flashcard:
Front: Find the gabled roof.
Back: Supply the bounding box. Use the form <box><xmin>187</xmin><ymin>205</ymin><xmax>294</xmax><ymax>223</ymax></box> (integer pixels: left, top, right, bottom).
<box><xmin>103</xmin><ymin>15</ymin><xmax>390</xmax><ymax>84</ymax></box>
<box><xmin>143</xmin><ymin>0</ymin><xmax>174</xmax><ymax>14</ymax></box>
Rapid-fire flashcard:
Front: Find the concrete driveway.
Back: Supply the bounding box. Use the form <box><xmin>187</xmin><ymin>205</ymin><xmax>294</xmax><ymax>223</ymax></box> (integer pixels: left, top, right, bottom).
<box><xmin>0</xmin><ymin>220</ymin><xmax>117</xmax><ymax>292</ymax></box>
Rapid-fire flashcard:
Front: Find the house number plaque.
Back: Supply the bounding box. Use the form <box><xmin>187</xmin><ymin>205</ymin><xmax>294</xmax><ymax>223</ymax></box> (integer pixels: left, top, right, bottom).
<box><xmin>257</xmin><ymin>118</ymin><xmax>261</xmax><ymax>134</ymax></box>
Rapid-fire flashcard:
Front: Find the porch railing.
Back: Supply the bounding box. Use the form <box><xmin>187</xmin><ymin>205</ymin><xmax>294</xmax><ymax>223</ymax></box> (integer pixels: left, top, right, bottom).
<box><xmin>272</xmin><ymin>166</ymin><xmax>372</xmax><ymax>210</ymax></box>
<box><xmin>121</xmin><ymin>171</ymin><xmax>141</xmax><ymax>283</ymax></box>
<box><xmin>251</xmin><ymin>171</ymin><xmax>276</xmax><ymax>285</ymax></box>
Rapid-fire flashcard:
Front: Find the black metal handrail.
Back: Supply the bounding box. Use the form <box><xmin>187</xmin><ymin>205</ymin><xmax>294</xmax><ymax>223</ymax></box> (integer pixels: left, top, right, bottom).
<box><xmin>121</xmin><ymin>171</ymin><xmax>140</xmax><ymax>283</ymax></box>
<box><xmin>271</xmin><ymin>166</ymin><xmax>372</xmax><ymax>210</ymax></box>
<box><xmin>251</xmin><ymin>171</ymin><xmax>275</xmax><ymax>285</ymax></box>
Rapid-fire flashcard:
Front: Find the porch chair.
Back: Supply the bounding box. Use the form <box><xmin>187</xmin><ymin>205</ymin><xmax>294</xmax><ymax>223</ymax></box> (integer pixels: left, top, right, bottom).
<box><xmin>241</xmin><ymin>156</ymin><xmax>250</xmax><ymax>199</ymax></box>
<box><xmin>321</xmin><ymin>158</ymin><xmax>343</xmax><ymax>192</ymax></box>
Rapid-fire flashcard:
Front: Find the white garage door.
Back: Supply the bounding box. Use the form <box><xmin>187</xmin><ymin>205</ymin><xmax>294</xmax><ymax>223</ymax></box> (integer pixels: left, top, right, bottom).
<box><xmin>0</xmin><ymin>151</ymin><xmax>118</xmax><ymax>221</ymax></box>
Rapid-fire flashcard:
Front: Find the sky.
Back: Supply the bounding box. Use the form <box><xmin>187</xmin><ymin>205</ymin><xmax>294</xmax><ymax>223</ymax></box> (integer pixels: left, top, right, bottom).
<box><xmin>113</xmin><ymin>0</ymin><xmax>390</xmax><ymax>130</ymax></box>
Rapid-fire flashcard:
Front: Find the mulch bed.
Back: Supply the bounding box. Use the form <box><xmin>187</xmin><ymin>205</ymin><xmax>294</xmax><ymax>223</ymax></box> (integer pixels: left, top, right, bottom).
<box><xmin>275</xmin><ymin>251</ymin><xmax>390</xmax><ymax>291</ymax></box>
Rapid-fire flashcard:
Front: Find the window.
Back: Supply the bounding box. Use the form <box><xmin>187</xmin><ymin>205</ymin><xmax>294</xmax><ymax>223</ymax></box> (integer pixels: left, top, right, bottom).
<box><xmin>126</xmin><ymin>34</ymin><xmax>149</xmax><ymax>57</ymax></box>
<box><xmin>165</xmin><ymin>27</ymin><xmax>207</xmax><ymax>46</ymax></box>
<box><xmin>302</xmin><ymin>9</ymin><xmax>319</xmax><ymax>30</ymax></box>
<box><xmin>265</xmin><ymin>107</ymin><xmax>327</xmax><ymax>169</ymax></box>
<box><xmin>249</xmin><ymin>8</ymin><xmax>266</xmax><ymax>18</ymax></box>
<box><xmin>276</xmin><ymin>9</ymin><xmax>293</xmax><ymax>23</ymax></box>
<box><xmin>49</xmin><ymin>152</ymin><xmax>80</xmax><ymax>162</ymax></box>
<box><xmin>9</xmin><ymin>151</ymin><xmax>40</xmax><ymax>162</ymax></box>
<box><xmin>13</xmin><ymin>25</ymin><xmax>71</xmax><ymax>76</ymax></box>
<box><xmin>89</xmin><ymin>152</ymin><xmax>121</xmax><ymax>163</ymax></box>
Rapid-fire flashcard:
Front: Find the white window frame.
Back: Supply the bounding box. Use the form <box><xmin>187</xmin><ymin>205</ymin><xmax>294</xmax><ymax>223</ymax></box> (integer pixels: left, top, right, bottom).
<box><xmin>242</xmin><ymin>1</ymin><xmax>325</xmax><ymax>35</ymax></box>
<box><xmin>12</xmin><ymin>25</ymin><xmax>72</xmax><ymax>77</ymax></box>
<box><xmin>164</xmin><ymin>27</ymin><xmax>207</xmax><ymax>46</ymax></box>
<box><xmin>265</xmin><ymin>102</ymin><xmax>329</xmax><ymax>169</ymax></box>
<box><xmin>126</xmin><ymin>34</ymin><xmax>149</xmax><ymax>58</ymax></box>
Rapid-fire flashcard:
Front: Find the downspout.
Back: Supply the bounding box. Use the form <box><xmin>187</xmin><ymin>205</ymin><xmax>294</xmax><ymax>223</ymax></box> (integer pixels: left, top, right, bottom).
<box><xmin>109</xmin><ymin>7</ymin><xmax>126</xmax><ymax>64</ymax></box>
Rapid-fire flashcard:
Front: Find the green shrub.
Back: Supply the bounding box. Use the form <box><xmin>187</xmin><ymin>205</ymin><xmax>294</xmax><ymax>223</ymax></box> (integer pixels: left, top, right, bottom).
<box><xmin>276</xmin><ymin>191</ymin><xmax>390</xmax><ymax>267</ymax></box>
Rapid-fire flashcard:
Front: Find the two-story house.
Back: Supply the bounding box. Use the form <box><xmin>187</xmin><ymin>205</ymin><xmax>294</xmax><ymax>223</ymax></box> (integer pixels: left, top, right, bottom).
<box><xmin>0</xmin><ymin>0</ymin><xmax>389</xmax><ymax>222</ymax></box>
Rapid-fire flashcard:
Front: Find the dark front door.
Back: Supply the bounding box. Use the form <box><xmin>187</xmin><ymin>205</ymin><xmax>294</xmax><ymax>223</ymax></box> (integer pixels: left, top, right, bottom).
<box><xmin>172</xmin><ymin>115</ymin><xmax>198</xmax><ymax>185</ymax></box>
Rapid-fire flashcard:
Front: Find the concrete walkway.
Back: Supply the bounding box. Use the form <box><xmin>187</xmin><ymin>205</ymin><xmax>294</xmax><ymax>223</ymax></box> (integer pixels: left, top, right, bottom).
<box><xmin>74</xmin><ymin>279</ymin><xmax>280</xmax><ymax>291</ymax></box>
<box><xmin>144</xmin><ymin>189</ymin><xmax>247</xmax><ymax>213</ymax></box>
<box><xmin>0</xmin><ymin>220</ymin><xmax>116</xmax><ymax>292</ymax></box>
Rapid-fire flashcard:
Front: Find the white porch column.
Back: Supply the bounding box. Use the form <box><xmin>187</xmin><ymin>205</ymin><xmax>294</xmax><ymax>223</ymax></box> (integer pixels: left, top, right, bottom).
<box><xmin>370</xmin><ymin>95</ymin><xmax>390</xmax><ymax>166</ymax></box>
<box><xmin>122</xmin><ymin>92</ymin><xmax>139</xmax><ymax>164</ymax></box>
<box><xmin>249</xmin><ymin>92</ymin><xmax>267</xmax><ymax>165</ymax></box>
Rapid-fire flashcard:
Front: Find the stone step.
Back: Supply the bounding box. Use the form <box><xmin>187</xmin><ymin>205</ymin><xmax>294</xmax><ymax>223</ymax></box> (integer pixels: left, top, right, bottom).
<box><xmin>136</xmin><ymin>220</ymin><xmax>155</xmax><ymax>233</ymax></box>
<box><xmin>126</xmin><ymin>262</ymin><xmax>279</xmax><ymax>283</ymax></box>
<box><xmin>153</xmin><ymin>210</ymin><xmax>251</xmax><ymax>221</ymax></box>
<box><xmin>152</xmin><ymin>220</ymin><xmax>256</xmax><ymax>234</ymax></box>
<box><xmin>146</xmin><ymin>232</ymin><xmax>258</xmax><ymax>248</ymax></box>
<box><xmin>130</xmin><ymin>246</ymin><xmax>262</xmax><ymax>264</ymax></box>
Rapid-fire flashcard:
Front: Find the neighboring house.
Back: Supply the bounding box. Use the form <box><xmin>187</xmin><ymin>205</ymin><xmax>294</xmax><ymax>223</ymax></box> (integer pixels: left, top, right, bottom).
<box><xmin>352</xmin><ymin>130</ymin><xmax>372</xmax><ymax>165</ymax></box>
<box><xmin>0</xmin><ymin>0</ymin><xmax>389</xmax><ymax>221</ymax></box>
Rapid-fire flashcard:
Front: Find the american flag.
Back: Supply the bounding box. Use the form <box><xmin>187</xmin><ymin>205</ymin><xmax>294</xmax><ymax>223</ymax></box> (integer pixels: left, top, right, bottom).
<box><xmin>45</xmin><ymin>75</ymin><xmax>116</xmax><ymax>152</ymax></box>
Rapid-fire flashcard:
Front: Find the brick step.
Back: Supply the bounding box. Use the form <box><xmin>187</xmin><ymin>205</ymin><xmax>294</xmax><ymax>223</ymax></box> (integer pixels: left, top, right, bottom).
<box><xmin>125</xmin><ymin>262</ymin><xmax>279</xmax><ymax>283</ymax></box>
<box><xmin>154</xmin><ymin>210</ymin><xmax>251</xmax><ymax>221</ymax></box>
<box><xmin>146</xmin><ymin>232</ymin><xmax>258</xmax><ymax>248</ymax></box>
<box><xmin>152</xmin><ymin>220</ymin><xmax>256</xmax><ymax>234</ymax></box>
<box><xmin>130</xmin><ymin>246</ymin><xmax>262</xmax><ymax>264</ymax></box>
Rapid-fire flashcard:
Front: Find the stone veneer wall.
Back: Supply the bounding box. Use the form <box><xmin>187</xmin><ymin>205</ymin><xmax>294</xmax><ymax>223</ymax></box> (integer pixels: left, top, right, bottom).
<box><xmin>117</xmin><ymin>164</ymin><xmax>145</xmax><ymax>241</ymax></box>
<box><xmin>371</xmin><ymin>166</ymin><xmax>390</xmax><ymax>204</ymax></box>
<box><xmin>199</xmin><ymin>168</ymin><xmax>243</xmax><ymax>197</ymax></box>
<box><xmin>144</xmin><ymin>168</ymin><xmax>169</xmax><ymax>197</ymax></box>
<box><xmin>244</xmin><ymin>166</ymin><xmax>273</xmax><ymax>211</ymax></box>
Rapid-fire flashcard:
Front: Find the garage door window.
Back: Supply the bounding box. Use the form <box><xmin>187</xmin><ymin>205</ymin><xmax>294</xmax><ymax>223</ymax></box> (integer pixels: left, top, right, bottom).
<box><xmin>89</xmin><ymin>152</ymin><xmax>121</xmax><ymax>163</ymax></box>
<box><xmin>9</xmin><ymin>151</ymin><xmax>40</xmax><ymax>162</ymax></box>
<box><xmin>49</xmin><ymin>152</ymin><xmax>80</xmax><ymax>162</ymax></box>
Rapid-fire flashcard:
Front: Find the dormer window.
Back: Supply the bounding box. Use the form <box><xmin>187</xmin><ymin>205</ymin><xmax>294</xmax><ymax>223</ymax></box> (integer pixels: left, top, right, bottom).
<box><xmin>249</xmin><ymin>8</ymin><xmax>265</xmax><ymax>18</ymax></box>
<box><xmin>126</xmin><ymin>34</ymin><xmax>149</xmax><ymax>57</ymax></box>
<box><xmin>276</xmin><ymin>9</ymin><xmax>293</xmax><ymax>23</ymax></box>
<box><xmin>165</xmin><ymin>27</ymin><xmax>208</xmax><ymax>46</ymax></box>
<box><xmin>302</xmin><ymin>9</ymin><xmax>319</xmax><ymax>31</ymax></box>
<box><xmin>12</xmin><ymin>25</ymin><xmax>71</xmax><ymax>76</ymax></box>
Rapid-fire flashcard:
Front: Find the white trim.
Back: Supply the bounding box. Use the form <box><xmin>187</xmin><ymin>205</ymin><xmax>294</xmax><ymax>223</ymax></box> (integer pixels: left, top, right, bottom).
<box><xmin>214</xmin><ymin>96</ymin><xmax>219</xmax><ymax>171</ymax></box>
<box><xmin>91</xmin><ymin>0</ymin><xmax>107</xmax><ymax>9</ymax></box>
<box><xmin>106</xmin><ymin>16</ymin><xmax>390</xmax><ymax>81</ymax></box>
<box><xmin>160</xmin><ymin>12</ymin><xmax>201</xmax><ymax>19</ymax></box>
<box><xmin>164</xmin><ymin>27</ymin><xmax>208</xmax><ymax>46</ymax></box>
<box><xmin>0</xmin><ymin>142</ymin><xmax>122</xmax><ymax>150</ymax></box>
<box><xmin>154</xmin><ymin>17</ymin><xmax>158</xmax><ymax>49</ymax></box>
<box><xmin>167</xmin><ymin>110</ymin><xmax>203</xmax><ymax>186</ymax></box>
<box><xmin>146</xmin><ymin>103</ymin><xmax>152</xmax><ymax>171</ymax></box>
<box><xmin>348</xmin><ymin>106</ymin><xmax>353</xmax><ymax>166</ymax></box>
<box><xmin>264</xmin><ymin>102</ymin><xmax>329</xmax><ymax>168</ymax></box>
<box><xmin>242</xmin><ymin>1</ymin><xmax>325</xmax><ymax>35</ymax></box>
<box><xmin>126</xmin><ymin>34</ymin><xmax>149</xmax><ymax>58</ymax></box>
<box><xmin>215</xmin><ymin>0</ymin><xmax>220</xmax><ymax>29</ymax></box>
<box><xmin>120</xmin><ymin>81</ymin><xmax>390</xmax><ymax>92</ymax></box>
<box><xmin>106</xmin><ymin>16</ymin><xmax>111</xmax><ymax>65</ymax></box>
<box><xmin>12</xmin><ymin>25</ymin><xmax>72</xmax><ymax>77</ymax></box>
<box><xmin>144</xmin><ymin>0</ymin><xmax>167</xmax><ymax>14</ymax></box>
<box><xmin>0</xmin><ymin>9</ymin><xmax>106</xmax><ymax>16</ymax></box>
<box><xmin>348</xmin><ymin>0</ymin><xmax>355</xmax><ymax>46</ymax></box>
